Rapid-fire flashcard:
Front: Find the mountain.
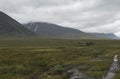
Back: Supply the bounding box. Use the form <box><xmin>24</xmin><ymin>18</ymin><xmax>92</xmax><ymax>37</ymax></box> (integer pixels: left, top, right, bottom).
<box><xmin>0</xmin><ymin>11</ymin><xmax>33</xmax><ymax>36</ymax></box>
<box><xmin>89</xmin><ymin>33</ymin><xmax>118</xmax><ymax>39</ymax></box>
<box><xmin>24</xmin><ymin>22</ymin><xmax>118</xmax><ymax>39</ymax></box>
<box><xmin>0</xmin><ymin>11</ymin><xmax>117</xmax><ymax>39</ymax></box>
<box><xmin>23</xmin><ymin>22</ymin><xmax>91</xmax><ymax>38</ymax></box>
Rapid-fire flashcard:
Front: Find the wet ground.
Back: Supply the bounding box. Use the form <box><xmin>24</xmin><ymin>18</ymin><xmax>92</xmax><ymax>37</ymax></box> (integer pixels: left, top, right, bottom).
<box><xmin>69</xmin><ymin>55</ymin><xmax>119</xmax><ymax>79</ymax></box>
<box><xmin>104</xmin><ymin>55</ymin><xmax>119</xmax><ymax>79</ymax></box>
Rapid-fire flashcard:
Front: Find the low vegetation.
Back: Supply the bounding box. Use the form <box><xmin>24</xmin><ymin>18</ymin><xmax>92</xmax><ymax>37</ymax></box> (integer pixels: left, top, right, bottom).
<box><xmin>0</xmin><ymin>38</ymin><xmax>120</xmax><ymax>79</ymax></box>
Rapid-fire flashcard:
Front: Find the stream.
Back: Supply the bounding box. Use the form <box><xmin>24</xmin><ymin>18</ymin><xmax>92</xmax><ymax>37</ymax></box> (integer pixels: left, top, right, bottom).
<box><xmin>103</xmin><ymin>55</ymin><xmax>119</xmax><ymax>79</ymax></box>
<box><xmin>68</xmin><ymin>55</ymin><xmax>119</xmax><ymax>79</ymax></box>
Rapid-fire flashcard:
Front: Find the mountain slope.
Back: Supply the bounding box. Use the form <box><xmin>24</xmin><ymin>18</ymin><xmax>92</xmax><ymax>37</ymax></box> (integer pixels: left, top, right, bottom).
<box><xmin>90</xmin><ymin>33</ymin><xmax>117</xmax><ymax>39</ymax></box>
<box><xmin>24</xmin><ymin>22</ymin><xmax>118</xmax><ymax>39</ymax></box>
<box><xmin>24</xmin><ymin>22</ymin><xmax>90</xmax><ymax>38</ymax></box>
<box><xmin>0</xmin><ymin>11</ymin><xmax>33</xmax><ymax>36</ymax></box>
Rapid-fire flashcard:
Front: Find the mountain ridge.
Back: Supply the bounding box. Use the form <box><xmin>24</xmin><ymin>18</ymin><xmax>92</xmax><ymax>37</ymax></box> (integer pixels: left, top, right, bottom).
<box><xmin>0</xmin><ymin>11</ymin><xmax>118</xmax><ymax>39</ymax></box>
<box><xmin>23</xmin><ymin>22</ymin><xmax>118</xmax><ymax>39</ymax></box>
<box><xmin>0</xmin><ymin>11</ymin><xmax>33</xmax><ymax>36</ymax></box>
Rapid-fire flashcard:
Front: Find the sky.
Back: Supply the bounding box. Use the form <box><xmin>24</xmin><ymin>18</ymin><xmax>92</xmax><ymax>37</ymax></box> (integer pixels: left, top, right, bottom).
<box><xmin>0</xmin><ymin>0</ymin><xmax>120</xmax><ymax>36</ymax></box>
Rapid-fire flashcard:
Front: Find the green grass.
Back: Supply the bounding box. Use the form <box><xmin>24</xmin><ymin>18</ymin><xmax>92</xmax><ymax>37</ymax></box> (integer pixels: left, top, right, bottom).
<box><xmin>0</xmin><ymin>38</ymin><xmax>120</xmax><ymax>79</ymax></box>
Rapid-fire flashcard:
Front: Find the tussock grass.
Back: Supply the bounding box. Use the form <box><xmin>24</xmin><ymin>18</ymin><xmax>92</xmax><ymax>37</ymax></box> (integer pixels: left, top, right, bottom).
<box><xmin>0</xmin><ymin>38</ymin><xmax>119</xmax><ymax>79</ymax></box>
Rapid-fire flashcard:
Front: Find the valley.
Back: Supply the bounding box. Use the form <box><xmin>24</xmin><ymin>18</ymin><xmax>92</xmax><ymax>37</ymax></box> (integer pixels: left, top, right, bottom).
<box><xmin>0</xmin><ymin>38</ymin><xmax>120</xmax><ymax>79</ymax></box>
<box><xmin>0</xmin><ymin>11</ymin><xmax>120</xmax><ymax>79</ymax></box>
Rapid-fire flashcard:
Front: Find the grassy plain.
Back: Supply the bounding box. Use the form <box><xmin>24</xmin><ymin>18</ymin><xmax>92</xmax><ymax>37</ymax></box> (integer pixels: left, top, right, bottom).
<box><xmin>0</xmin><ymin>38</ymin><xmax>120</xmax><ymax>79</ymax></box>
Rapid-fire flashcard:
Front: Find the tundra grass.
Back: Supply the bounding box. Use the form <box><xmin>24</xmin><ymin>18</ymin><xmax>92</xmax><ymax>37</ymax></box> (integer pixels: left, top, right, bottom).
<box><xmin>0</xmin><ymin>38</ymin><xmax>119</xmax><ymax>79</ymax></box>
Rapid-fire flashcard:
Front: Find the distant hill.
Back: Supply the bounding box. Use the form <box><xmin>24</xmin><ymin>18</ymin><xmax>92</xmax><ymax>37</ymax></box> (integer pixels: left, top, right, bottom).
<box><xmin>89</xmin><ymin>33</ymin><xmax>118</xmax><ymax>39</ymax></box>
<box><xmin>23</xmin><ymin>22</ymin><xmax>91</xmax><ymax>38</ymax></box>
<box><xmin>0</xmin><ymin>11</ymin><xmax>117</xmax><ymax>39</ymax></box>
<box><xmin>24</xmin><ymin>22</ymin><xmax>118</xmax><ymax>39</ymax></box>
<box><xmin>0</xmin><ymin>11</ymin><xmax>33</xmax><ymax>36</ymax></box>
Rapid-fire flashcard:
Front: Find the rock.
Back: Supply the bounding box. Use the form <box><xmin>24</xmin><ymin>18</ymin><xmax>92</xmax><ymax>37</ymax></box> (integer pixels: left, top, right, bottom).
<box><xmin>66</xmin><ymin>68</ymin><xmax>91</xmax><ymax>79</ymax></box>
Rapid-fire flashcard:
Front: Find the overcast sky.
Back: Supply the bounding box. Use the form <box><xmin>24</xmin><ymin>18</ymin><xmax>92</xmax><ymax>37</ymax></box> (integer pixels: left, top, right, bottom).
<box><xmin>0</xmin><ymin>0</ymin><xmax>120</xmax><ymax>36</ymax></box>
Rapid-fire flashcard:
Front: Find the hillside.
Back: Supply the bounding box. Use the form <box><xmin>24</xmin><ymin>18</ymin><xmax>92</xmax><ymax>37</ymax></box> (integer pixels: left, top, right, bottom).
<box><xmin>24</xmin><ymin>22</ymin><xmax>118</xmax><ymax>39</ymax></box>
<box><xmin>90</xmin><ymin>33</ymin><xmax>117</xmax><ymax>39</ymax></box>
<box><xmin>24</xmin><ymin>22</ymin><xmax>90</xmax><ymax>38</ymax></box>
<box><xmin>0</xmin><ymin>11</ymin><xmax>33</xmax><ymax>36</ymax></box>
<box><xmin>0</xmin><ymin>11</ymin><xmax>116</xmax><ymax>39</ymax></box>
